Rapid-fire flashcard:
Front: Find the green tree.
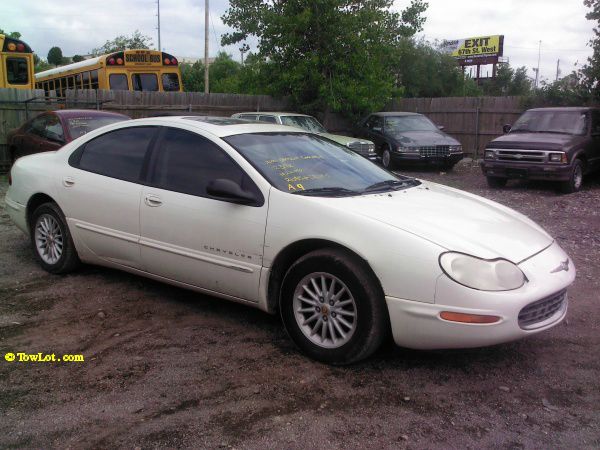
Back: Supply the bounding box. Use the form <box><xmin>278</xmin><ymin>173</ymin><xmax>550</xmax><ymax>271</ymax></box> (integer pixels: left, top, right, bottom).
<box><xmin>47</xmin><ymin>46</ymin><xmax>63</xmax><ymax>67</ymax></box>
<box><xmin>481</xmin><ymin>64</ymin><xmax>532</xmax><ymax>96</ymax></box>
<box><xmin>222</xmin><ymin>0</ymin><xmax>428</xmax><ymax>119</ymax></box>
<box><xmin>180</xmin><ymin>60</ymin><xmax>206</xmax><ymax>92</ymax></box>
<box><xmin>91</xmin><ymin>30</ymin><xmax>153</xmax><ymax>56</ymax></box>
<box><xmin>210</xmin><ymin>52</ymin><xmax>242</xmax><ymax>93</ymax></box>
<box><xmin>582</xmin><ymin>0</ymin><xmax>600</xmax><ymax>99</ymax></box>
<box><xmin>33</xmin><ymin>54</ymin><xmax>52</xmax><ymax>73</ymax></box>
<box><xmin>72</xmin><ymin>54</ymin><xmax>85</xmax><ymax>63</ymax></box>
<box><xmin>0</xmin><ymin>29</ymin><xmax>21</xmax><ymax>39</ymax></box>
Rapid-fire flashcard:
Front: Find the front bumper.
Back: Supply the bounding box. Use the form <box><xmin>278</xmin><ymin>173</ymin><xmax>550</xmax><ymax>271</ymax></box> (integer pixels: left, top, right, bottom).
<box><xmin>481</xmin><ymin>160</ymin><xmax>572</xmax><ymax>181</ymax></box>
<box><xmin>385</xmin><ymin>241</ymin><xmax>575</xmax><ymax>350</ymax></box>
<box><xmin>391</xmin><ymin>152</ymin><xmax>464</xmax><ymax>166</ymax></box>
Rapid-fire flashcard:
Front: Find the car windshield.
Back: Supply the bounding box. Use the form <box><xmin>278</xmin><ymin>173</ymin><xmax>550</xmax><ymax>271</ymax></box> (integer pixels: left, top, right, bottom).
<box><xmin>384</xmin><ymin>116</ymin><xmax>439</xmax><ymax>135</ymax></box>
<box><xmin>224</xmin><ymin>133</ymin><xmax>419</xmax><ymax>196</ymax></box>
<box><xmin>66</xmin><ymin>116</ymin><xmax>128</xmax><ymax>139</ymax></box>
<box><xmin>280</xmin><ymin>116</ymin><xmax>328</xmax><ymax>134</ymax></box>
<box><xmin>511</xmin><ymin>110</ymin><xmax>588</xmax><ymax>135</ymax></box>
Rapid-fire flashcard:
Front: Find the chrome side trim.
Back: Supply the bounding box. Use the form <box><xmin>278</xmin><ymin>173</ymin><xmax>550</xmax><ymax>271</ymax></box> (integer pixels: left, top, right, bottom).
<box><xmin>75</xmin><ymin>222</ymin><xmax>138</xmax><ymax>244</ymax></box>
<box><xmin>139</xmin><ymin>238</ymin><xmax>255</xmax><ymax>274</ymax></box>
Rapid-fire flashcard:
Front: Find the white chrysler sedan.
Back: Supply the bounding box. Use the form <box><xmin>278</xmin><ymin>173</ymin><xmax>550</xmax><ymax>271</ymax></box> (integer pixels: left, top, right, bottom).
<box><xmin>5</xmin><ymin>116</ymin><xmax>575</xmax><ymax>364</ymax></box>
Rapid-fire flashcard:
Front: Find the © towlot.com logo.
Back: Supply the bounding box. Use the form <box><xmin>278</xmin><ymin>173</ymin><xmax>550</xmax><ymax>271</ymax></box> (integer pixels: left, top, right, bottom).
<box><xmin>4</xmin><ymin>352</ymin><xmax>84</xmax><ymax>363</ymax></box>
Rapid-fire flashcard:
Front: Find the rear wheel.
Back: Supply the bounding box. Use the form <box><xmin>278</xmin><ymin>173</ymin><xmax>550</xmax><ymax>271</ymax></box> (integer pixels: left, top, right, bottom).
<box><xmin>30</xmin><ymin>202</ymin><xmax>80</xmax><ymax>274</ymax></box>
<box><xmin>559</xmin><ymin>159</ymin><xmax>584</xmax><ymax>193</ymax></box>
<box><xmin>486</xmin><ymin>176</ymin><xmax>508</xmax><ymax>188</ymax></box>
<box><xmin>280</xmin><ymin>248</ymin><xmax>388</xmax><ymax>365</ymax></box>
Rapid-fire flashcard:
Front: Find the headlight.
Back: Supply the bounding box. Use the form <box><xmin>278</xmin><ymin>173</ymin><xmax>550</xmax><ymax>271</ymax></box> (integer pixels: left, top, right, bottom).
<box><xmin>439</xmin><ymin>252</ymin><xmax>526</xmax><ymax>291</ymax></box>
<box><xmin>484</xmin><ymin>150</ymin><xmax>495</xmax><ymax>160</ymax></box>
<box><xmin>549</xmin><ymin>152</ymin><xmax>567</xmax><ymax>163</ymax></box>
<box><xmin>450</xmin><ymin>145</ymin><xmax>463</xmax><ymax>153</ymax></box>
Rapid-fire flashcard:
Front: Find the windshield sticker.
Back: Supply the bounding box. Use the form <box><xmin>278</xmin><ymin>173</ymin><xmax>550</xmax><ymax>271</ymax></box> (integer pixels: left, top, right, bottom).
<box><xmin>265</xmin><ymin>155</ymin><xmax>328</xmax><ymax>190</ymax></box>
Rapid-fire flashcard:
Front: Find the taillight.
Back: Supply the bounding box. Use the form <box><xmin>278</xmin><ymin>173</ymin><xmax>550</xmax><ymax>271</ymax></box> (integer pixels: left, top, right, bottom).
<box><xmin>16</xmin><ymin>43</ymin><xmax>25</xmax><ymax>52</ymax></box>
<box><xmin>108</xmin><ymin>58</ymin><xmax>115</xmax><ymax>65</ymax></box>
<box><xmin>164</xmin><ymin>58</ymin><xmax>171</xmax><ymax>65</ymax></box>
<box><xmin>7</xmin><ymin>42</ymin><xmax>16</xmax><ymax>51</ymax></box>
<box><xmin>116</xmin><ymin>58</ymin><xmax>123</xmax><ymax>65</ymax></box>
<box><xmin>8</xmin><ymin>170</ymin><xmax>12</xmax><ymax>186</ymax></box>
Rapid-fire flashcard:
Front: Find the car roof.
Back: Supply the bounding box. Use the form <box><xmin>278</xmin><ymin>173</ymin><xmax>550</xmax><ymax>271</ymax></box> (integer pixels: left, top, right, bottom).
<box><xmin>527</xmin><ymin>106</ymin><xmax>597</xmax><ymax>112</ymax></box>
<box><xmin>51</xmin><ymin>109</ymin><xmax>130</xmax><ymax>119</ymax></box>
<box><xmin>369</xmin><ymin>112</ymin><xmax>422</xmax><ymax>117</ymax></box>
<box><xmin>110</xmin><ymin>115</ymin><xmax>306</xmax><ymax>138</ymax></box>
<box><xmin>235</xmin><ymin>112</ymin><xmax>312</xmax><ymax>118</ymax></box>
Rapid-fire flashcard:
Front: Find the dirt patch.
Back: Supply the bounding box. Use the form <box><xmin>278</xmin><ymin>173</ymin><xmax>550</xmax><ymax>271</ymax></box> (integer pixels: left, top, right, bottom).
<box><xmin>0</xmin><ymin>163</ymin><xmax>599</xmax><ymax>448</ymax></box>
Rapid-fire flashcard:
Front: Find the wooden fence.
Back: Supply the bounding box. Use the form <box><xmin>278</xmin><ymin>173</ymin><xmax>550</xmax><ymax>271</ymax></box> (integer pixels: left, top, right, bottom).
<box><xmin>386</xmin><ymin>96</ymin><xmax>524</xmax><ymax>158</ymax></box>
<box><xmin>0</xmin><ymin>89</ymin><xmax>525</xmax><ymax>171</ymax></box>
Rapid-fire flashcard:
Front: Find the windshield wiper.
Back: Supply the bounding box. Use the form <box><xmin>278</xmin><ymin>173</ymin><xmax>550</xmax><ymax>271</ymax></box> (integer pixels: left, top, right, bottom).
<box><xmin>291</xmin><ymin>187</ymin><xmax>360</xmax><ymax>197</ymax></box>
<box><xmin>362</xmin><ymin>179</ymin><xmax>419</xmax><ymax>193</ymax></box>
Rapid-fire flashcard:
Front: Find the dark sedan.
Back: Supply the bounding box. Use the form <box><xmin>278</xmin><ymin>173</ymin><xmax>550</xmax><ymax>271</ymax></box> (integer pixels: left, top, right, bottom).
<box><xmin>355</xmin><ymin>112</ymin><xmax>464</xmax><ymax>170</ymax></box>
<box><xmin>7</xmin><ymin>109</ymin><xmax>129</xmax><ymax>162</ymax></box>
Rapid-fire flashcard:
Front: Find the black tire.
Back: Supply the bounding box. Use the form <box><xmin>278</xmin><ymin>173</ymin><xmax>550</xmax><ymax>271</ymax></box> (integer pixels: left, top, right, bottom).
<box><xmin>279</xmin><ymin>248</ymin><xmax>388</xmax><ymax>365</ymax></box>
<box><xmin>559</xmin><ymin>159</ymin><xmax>584</xmax><ymax>194</ymax></box>
<box><xmin>30</xmin><ymin>202</ymin><xmax>80</xmax><ymax>274</ymax></box>
<box><xmin>486</xmin><ymin>176</ymin><xmax>508</xmax><ymax>188</ymax></box>
<box><xmin>381</xmin><ymin>145</ymin><xmax>396</xmax><ymax>170</ymax></box>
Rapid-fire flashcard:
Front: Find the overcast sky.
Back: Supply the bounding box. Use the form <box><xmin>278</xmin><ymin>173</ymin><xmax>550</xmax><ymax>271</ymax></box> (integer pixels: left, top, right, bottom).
<box><xmin>1</xmin><ymin>0</ymin><xmax>594</xmax><ymax>84</ymax></box>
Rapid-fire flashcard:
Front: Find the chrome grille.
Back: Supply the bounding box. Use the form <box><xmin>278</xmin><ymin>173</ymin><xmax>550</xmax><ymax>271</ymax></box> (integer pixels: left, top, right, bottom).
<box><xmin>496</xmin><ymin>150</ymin><xmax>546</xmax><ymax>163</ymax></box>
<box><xmin>347</xmin><ymin>141</ymin><xmax>374</xmax><ymax>155</ymax></box>
<box><xmin>418</xmin><ymin>146</ymin><xmax>450</xmax><ymax>157</ymax></box>
<box><xmin>518</xmin><ymin>290</ymin><xmax>567</xmax><ymax>329</ymax></box>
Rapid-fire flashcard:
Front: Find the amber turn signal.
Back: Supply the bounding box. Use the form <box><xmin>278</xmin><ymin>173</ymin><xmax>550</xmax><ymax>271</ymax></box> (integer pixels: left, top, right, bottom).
<box><xmin>440</xmin><ymin>311</ymin><xmax>501</xmax><ymax>324</ymax></box>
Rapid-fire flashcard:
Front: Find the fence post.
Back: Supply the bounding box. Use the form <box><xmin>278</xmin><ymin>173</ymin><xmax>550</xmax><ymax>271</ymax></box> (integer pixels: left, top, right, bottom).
<box><xmin>474</xmin><ymin>105</ymin><xmax>480</xmax><ymax>160</ymax></box>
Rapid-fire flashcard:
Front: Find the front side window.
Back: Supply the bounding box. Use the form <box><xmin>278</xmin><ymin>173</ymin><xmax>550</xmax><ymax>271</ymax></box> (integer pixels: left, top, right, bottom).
<box><xmin>161</xmin><ymin>73</ymin><xmax>180</xmax><ymax>91</ymax></box>
<box><xmin>27</xmin><ymin>116</ymin><xmax>46</xmax><ymax>136</ymax></box>
<box><xmin>225</xmin><ymin>133</ymin><xmax>419</xmax><ymax>195</ymax></box>
<box><xmin>76</xmin><ymin>127</ymin><xmax>156</xmax><ymax>182</ymax></box>
<box><xmin>109</xmin><ymin>74</ymin><xmax>128</xmax><ymax>90</ymax></box>
<box><xmin>6</xmin><ymin>57</ymin><xmax>29</xmax><ymax>84</ymax></box>
<box><xmin>132</xmin><ymin>73</ymin><xmax>158</xmax><ymax>91</ymax></box>
<box><xmin>44</xmin><ymin>116</ymin><xmax>64</xmax><ymax>142</ymax></box>
<box><xmin>366</xmin><ymin>116</ymin><xmax>383</xmax><ymax>130</ymax></box>
<box><xmin>150</xmin><ymin>128</ymin><xmax>257</xmax><ymax>199</ymax></box>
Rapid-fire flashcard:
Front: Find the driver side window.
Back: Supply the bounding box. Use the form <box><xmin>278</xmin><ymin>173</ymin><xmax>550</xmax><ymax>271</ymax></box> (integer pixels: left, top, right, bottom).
<box><xmin>366</xmin><ymin>116</ymin><xmax>383</xmax><ymax>131</ymax></box>
<box><xmin>149</xmin><ymin>127</ymin><xmax>260</xmax><ymax>199</ymax></box>
<box><xmin>44</xmin><ymin>116</ymin><xmax>64</xmax><ymax>141</ymax></box>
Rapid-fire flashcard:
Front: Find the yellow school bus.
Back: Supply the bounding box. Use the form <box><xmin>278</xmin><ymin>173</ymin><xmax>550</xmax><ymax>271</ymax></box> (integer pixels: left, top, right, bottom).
<box><xmin>35</xmin><ymin>49</ymin><xmax>182</xmax><ymax>96</ymax></box>
<box><xmin>0</xmin><ymin>34</ymin><xmax>35</xmax><ymax>89</ymax></box>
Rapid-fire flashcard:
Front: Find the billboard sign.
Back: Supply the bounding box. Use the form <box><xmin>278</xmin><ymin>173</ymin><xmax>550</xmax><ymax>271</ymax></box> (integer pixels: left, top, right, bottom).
<box><xmin>440</xmin><ymin>35</ymin><xmax>504</xmax><ymax>61</ymax></box>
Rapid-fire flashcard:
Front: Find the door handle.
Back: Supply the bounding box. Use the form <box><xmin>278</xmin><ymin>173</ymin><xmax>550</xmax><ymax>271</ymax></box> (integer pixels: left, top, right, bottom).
<box><xmin>63</xmin><ymin>177</ymin><xmax>75</xmax><ymax>187</ymax></box>
<box><xmin>144</xmin><ymin>194</ymin><xmax>163</xmax><ymax>207</ymax></box>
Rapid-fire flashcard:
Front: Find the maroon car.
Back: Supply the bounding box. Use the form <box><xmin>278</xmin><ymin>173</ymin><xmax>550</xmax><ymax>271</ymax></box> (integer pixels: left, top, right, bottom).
<box><xmin>7</xmin><ymin>109</ymin><xmax>129</xmax><ymax>162</ymax></box>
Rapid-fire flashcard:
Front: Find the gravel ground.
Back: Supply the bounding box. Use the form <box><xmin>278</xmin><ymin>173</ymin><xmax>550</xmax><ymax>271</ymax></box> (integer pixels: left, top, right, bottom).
<box><xmin>0</xmin><ymin>162</ymin><xmax>599</xmax><ymax>449</ymax></box>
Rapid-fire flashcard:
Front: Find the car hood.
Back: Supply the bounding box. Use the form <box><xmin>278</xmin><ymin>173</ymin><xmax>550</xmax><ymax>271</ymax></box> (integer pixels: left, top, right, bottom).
<box><xmin>318</xmin><ymin>181</ymin><xmax>552</xmax><ymax>262</ymax></box>
<box><xmin>390</xmin><ymin>130</ymin><xmax>459</xmax><ymax>147</ymax></box>
<box><xmin>318</xmin><ymin>132</ymin><xmax>372</xmax><ymax>146</ymax></box>
<box><xmin>488</xmin><ymin>132</ymin><xmax>579</xmax><ymax>150</ymax></box>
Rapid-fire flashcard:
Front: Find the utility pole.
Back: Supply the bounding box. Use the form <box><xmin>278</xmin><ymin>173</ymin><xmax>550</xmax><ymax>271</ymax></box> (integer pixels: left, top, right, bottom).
<box><xmin>535</xmin><ymin>40</ymin><xmax>541</xmax><ymax>89</ymax></box>
<box><xmin>556</xmin><ymin>59</ymin><xmax>561</xmax><ymax>81</ymax></box>
<box><xmin>157</xmin><ymin>0</ymin><xmax>161</xmax><ymax>51</ymax></box>
<box><xmin>204</xmin><ymin>0</ymin><xmax>209</xmax><ymax>94</ymax></box>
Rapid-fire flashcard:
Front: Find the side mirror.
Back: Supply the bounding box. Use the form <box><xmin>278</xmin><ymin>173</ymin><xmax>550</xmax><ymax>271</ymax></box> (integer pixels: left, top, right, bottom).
<box><xmin>437</xmin><ymin>125</ymin><xmax>445</xmax><ymax>131</ymax></box>
<box><xmin>502</xmin><ymin>124</ymin><xmax>512</xmax><ymax>134</ymax></box>
<box><xmin>206</xmin><ymin>178</ymin><xmax>258</xmax><ymax>205</ymax></box>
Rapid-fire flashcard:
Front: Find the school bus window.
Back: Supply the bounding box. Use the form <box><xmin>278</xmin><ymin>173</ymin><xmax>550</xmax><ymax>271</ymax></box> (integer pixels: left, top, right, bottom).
<box><xmin>109</xmin><ymin>73</ymin><xmax>128</xmax><ymax>90</ymax></box>
<box><xmin>76</xmin><ymin>73</ymin><xmax>82</xmax><ymax>89</ymax></box>
<box><xmin>90</xmin><ymin>70</ymin><xmax>99</xmax><ymax>89</ymax></box>
<box><xmin>132</xmin><ymin>73</ymin><xmax>158</xmax><ymax>91</ymax></box>
<box><xmin>55</xmin><ymin>78</ymin><xmax>61</xmax><ymax>96</ymax></box>
<box><xmin>83</xmin><ymin>71</ymin><xmax>90</xmax><ymax>88</ymax></box>
<box><xmin>5</xmin><ymin>57</ymin><xmax>29</xmax><ymax>84</ymax></box>
<box><xmin>162</xmin><ymin>73</ymin><xmax>180</xmax><ymax>92</ymax></box>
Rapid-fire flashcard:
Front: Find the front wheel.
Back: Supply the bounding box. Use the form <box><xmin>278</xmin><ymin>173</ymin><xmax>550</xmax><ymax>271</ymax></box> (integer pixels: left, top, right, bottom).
<box><xmin>30</xmin><ymin>202</ymin><xmax>80</xmax><ymax>274</ymax></box>
<box><xmin>280</xmin><ymin>248</ymin><xmax>388</xmax><ymax>365</ymax></box>
<box><xmin>559</xmin><ymin>159</ymin><xmax>584</xmax><ymax>193</ymax></box>
<box><xmin>381</xmin><ymin>146</ymin><xmax>396</xmax><ymax>170</ymax></box>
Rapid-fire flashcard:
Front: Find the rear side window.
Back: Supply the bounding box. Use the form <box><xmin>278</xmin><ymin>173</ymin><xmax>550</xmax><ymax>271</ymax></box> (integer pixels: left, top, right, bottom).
<box><xmin>150</xmin><ymin>127</ymin><xmax>258</xmax><ymax>199</ymax></box>
<box><xmin>76</xmin><ymin>127</ymin><xmax>156</xmax><ymax>182</ymax></box>
<box><xmin>258</xmin><ymin>115</ymin><xmax>277</xmax><ymax>124</ymax></box>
